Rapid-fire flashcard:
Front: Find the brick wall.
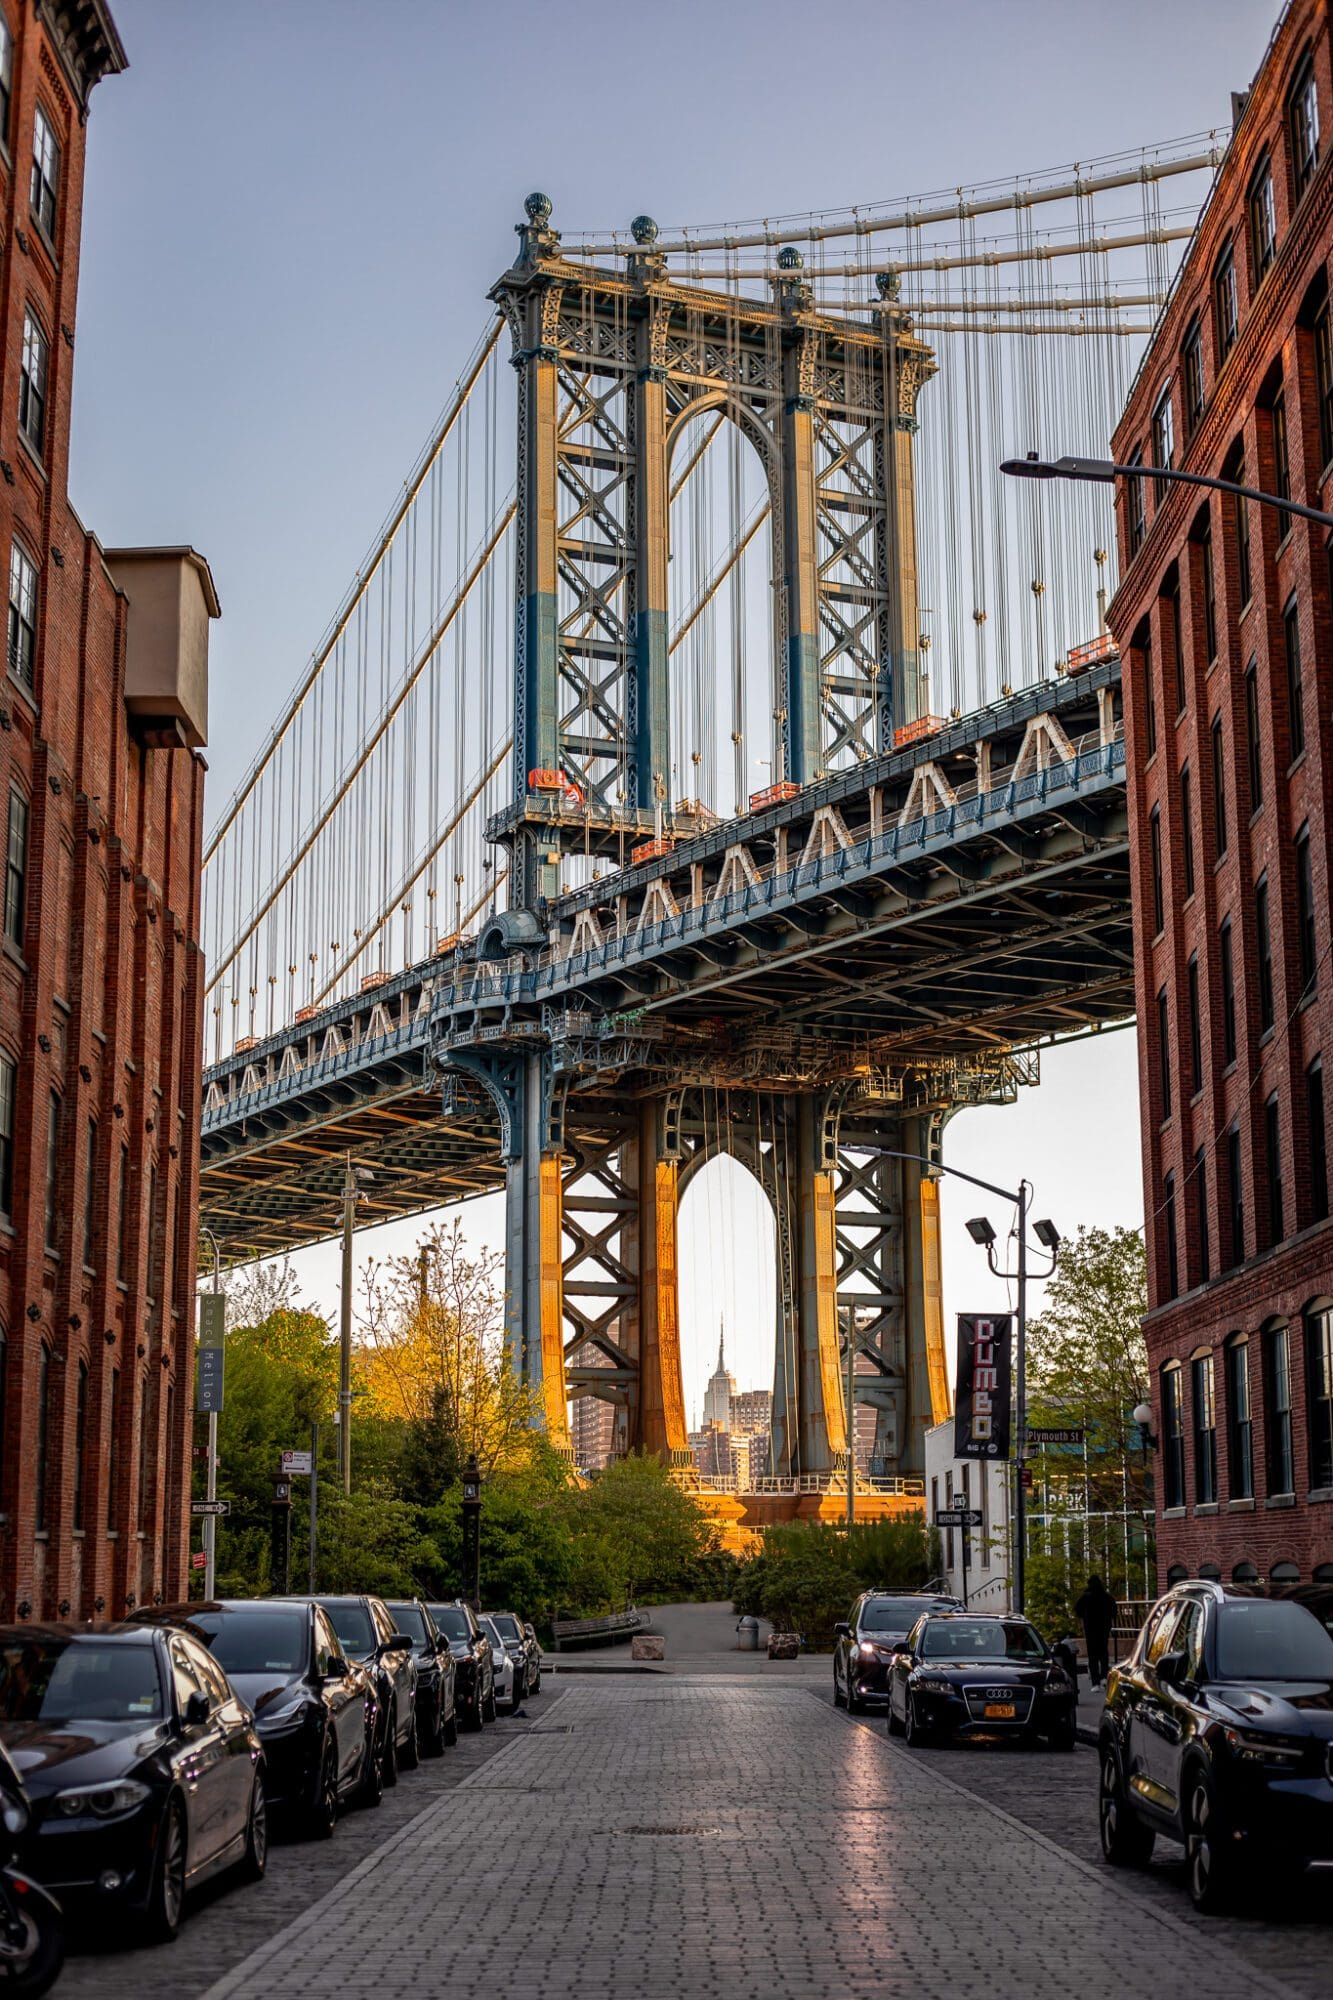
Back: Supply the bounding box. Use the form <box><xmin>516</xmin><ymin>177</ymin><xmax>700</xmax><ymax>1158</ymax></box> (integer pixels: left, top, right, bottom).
<box><xmin>0</xmin><ymin>2</ymin><xmax>210</xmax><ymax>1619</ymax></box>
<box><xmin>1108</xmin><ymin>0</ymin><xmax>1333</xmax><ymax>1590</ymax></box>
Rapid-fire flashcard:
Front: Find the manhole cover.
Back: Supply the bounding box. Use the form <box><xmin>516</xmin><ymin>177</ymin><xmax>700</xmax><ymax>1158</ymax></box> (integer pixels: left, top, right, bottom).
<box><xmin>623</xmin><ymin>1824</ymin><xmax>731</xmax><ymax>1838</ymax></box>
<box><xmin>525</xmin><ymin>1725</ymin><xmax>574</xmax><ymax>1735</ymax></box>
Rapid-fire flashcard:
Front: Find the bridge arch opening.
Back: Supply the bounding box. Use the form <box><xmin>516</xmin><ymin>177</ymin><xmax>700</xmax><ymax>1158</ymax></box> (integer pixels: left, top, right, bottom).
<box><xmin>667</xmin><ymin>405</ymin><xmax>778</xmax><ymax>824</ymax></box>
<box><xmin>677</xmin><ymin>1148</ymin><xmax>779</xmax><ymax>1479</ymax></box>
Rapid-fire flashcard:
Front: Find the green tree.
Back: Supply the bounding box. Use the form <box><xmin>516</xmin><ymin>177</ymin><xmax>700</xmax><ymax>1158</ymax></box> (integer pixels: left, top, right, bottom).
<box><xmin>210</xmin><ymin>1308</ymin><xmax>337</xmax><ymax>1594</ymax></box>
<box><xmin>563</xmin><ymin>1454</ymin><xmax>716</xmax><ymax>1605</ymax></box>
<box><xmin>1026</xmin><ymin>1224</ymin><xmax>1150</xmax><ymax>1512</ymax></box>
<box><xmin>731</xmin><ymin>1514</ymin><xmax>934</xmax><ymax>1645</ymax></box>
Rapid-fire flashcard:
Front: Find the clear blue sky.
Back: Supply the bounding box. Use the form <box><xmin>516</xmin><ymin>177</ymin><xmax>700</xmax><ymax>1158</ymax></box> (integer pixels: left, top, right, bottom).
<box><xmin>67</xmin><ymin>0</ymin><xmax>1280</xmax><ymax>1411</ymax></box>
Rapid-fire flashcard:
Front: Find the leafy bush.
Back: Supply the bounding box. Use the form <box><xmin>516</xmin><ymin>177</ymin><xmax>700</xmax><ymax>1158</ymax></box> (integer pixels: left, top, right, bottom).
<box><xmin>732</xmin><ymin>1514</ymin><xmax>933</xmax><ymax>1646</ymax></box>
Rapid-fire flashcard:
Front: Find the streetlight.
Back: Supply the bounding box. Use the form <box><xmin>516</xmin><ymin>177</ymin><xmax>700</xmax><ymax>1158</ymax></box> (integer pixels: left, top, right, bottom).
<box><xmin>338</xmin><ymin>1155</ymin><xmax>375</xmax><ymax>1494</ymax></box>
<box><xmin>999</xmin><ymin>451</ymin><xmax>1333</xmax><ymax>532</ymax></box>
<box><xmin>873</xmin><ymin>1153</ymin><xmax>1058</xmax><ymax>1615</ymax></box>
<box><xmin>198</xmin><ymin>1227</ymin><xmax>224</xmax><ymax>1600</ymax></box>
<box><xmin>461</xmin><ymin>1454</ymin><xmax>482</xmax><ymax>1610</ymax></box>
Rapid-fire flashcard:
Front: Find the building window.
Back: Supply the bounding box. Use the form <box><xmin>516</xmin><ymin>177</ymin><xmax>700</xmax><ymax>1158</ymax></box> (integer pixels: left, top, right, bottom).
<box><xmin>1284</xmin><ymin>598</ymin><xmax>1304</xmax><ymax>760</ymax></box>
<box><xmin>1317</xmin><ymin>302</ymin><xmax>1333</xmax><ymax>470</ymax></box>
<box><xmin>0</xmin><ymin>16</ymin><xmax>11</xmax><ymax>149</ymax></box>
<box><xmin>1220</xmin><ymin>918</ymin><xmax>1236</xmax><ymax>1067</ymax></box>
<box><xmin>107</xmin><ymin>1366</ymin><xmax>121</xmax><ymax>1529</ymax></box>
<box><xmin>1265</xmin><ymin>1093</ymin><xmax>1283</xmax><ymax>1246</ymax></box>
<box><xmin>0</xmin><ymin>1051</ymin><xmax>13</xmax><ymax>1223</ymax></box>
<box><xmin>1168</xmin><ymin>579</ymin><xmax>1186</xmax><ymax>713</ymax></box>
<box><xmin>1245</xmin><ymin>660</ymin><xmax>1262</xmax><ymax>811</ymax></box>
<box><xmin>7</xmin><ymin>541</ymin><xmax>37</xmax><ymax>689</ymax></box>
<box><xmin>1256</xmin><ymin>872</ymin><xmax>1274</xmax><ymax>1033</ymax></box>
<box><xmin>1296</xmin><ymin>823</ymin><xmax>1316</xmax><ymax>995</ymax></box>
<box><xmin>1193</xmin><ymin>1351</ymin><xmax>1217</xmax><ymax>1504</ymax></box>
<box><xmin>1182</xmin><ymin>316</ymin><xmax>1205</xmax><ymax>434</ymax></box>
<box><xmin>1152</xmin><ymin>383</ymin><xmax>1175</xmax><ymax>502</ymax></box>
<box><xmin>1272</xmin><ymin>389</ymin><xmax>1290</xmax><ymax>503</ymax></box>
<box><xmin>1194</xmin><ymin>1148</ymin><xmax>1210</xmax><ymax>1283</ymax></box>
<box><xmin>1227</xmin><ymin>1336</ymin><xmax>1253</xmax><ymax>1499</ymax></box>
<box><xmin>43</xmin><ymin>1091</ymin><xmax>59</xmax><ymax>1255</ymax></box>
<box><xmin>1162</xmin><ymin>1363</ymin><xmax>1185</xmax><ymax>1506</ymax></box>
<box><xmin>82</xmin><ymin>1118</ymin><xmax>97</xmax><ymax>1269</ymax></box>
<box><xmin>116</xmin><ymin>1146</ymin><xmax>129</xmax><ymax>1284</ymax></box>
<box><xmin>4</xmin><ymin>789</ymin><xmax>28</xmax><ymax>950</ymax></box>
<box><xmin>1126</xmin><ymin>450</ymin><xmax>1147</xmax><ymax>556</ymax></box>
<box><xmin>1180</xmin><ymin>763</ymin><xmax>1195</xmax><ymax>898</ymax></box>
<box><xmin>73</xmin><ymin>1359</ymin><xmax>87</xmax><ymax>1532</ymax></box>
<box><xmin>1290</xmin><ymin>52</ymin><xmax>1321</xmax><ymax>199</ymax></box>
<box><xmin>1150</xmin><ymin>808</ymin><xmax>1164</xmax><ymax>935</ymax></box>
<box><xmin>137</xmin><ymin>1376</ymin><xmax>152</xmax><ymax>1529</ymax></box>
<box><xmin>1200</xmin><ymin>522</ymin><xmax>1217</xmax><ymax>662</ymax></box>
<box><xmin>1142</xmin><ymin>631</ymin><xmax>1157</xmax><ymax>756</ymax></box>
<box><xmin>1309</xmin><ymin>1058</ymin><xmax>1328</xmax><ymax>1222</ymax></box>
<box><xmin>1211</xmin><ymin>714</ymin><xmax>1227</xmax><ymax>857</ymax></box>
<box><xmin>1309</xmin><ymin>1305</ymin><xmax>1333</xmax><ymax>1490</ymax></box>
<box><xmin>1164</xmin><ymin>1172</ymin><xmax>1179</xmax><ymax>1300</ymax></box>
<box><xmin>18</xmin><ymin>313</ymin><xmax>47</xmax><ymax>458</ymax></box>
<box><xmin>34</xmin><ymin>1345</ymin><xmax>50</xmax><ymax>1534</ymax></box>
<box><xmin>1233</xmin><ymin>472</ymin><xmax>1252</xmax><ymax>607</ymax></box>
<box><xmin>1156</xmin><ymin>985</ymin><xmax>1172</xmax><ymax>1119</ymax></box>
<box><xmin>1266</xmin><ymin>1324</ymin><xmax>1295</xmax><ymax>1495</ymax></box>
<box><xmin>1187</xmin><ymin>954</ymin><xmax>1202</xmax><ymax>1093</ymax></box>
<box><xmin>1214</xmin><ymin>246</ymin><xmax>1238</xmax><ymax>363</ymax></box>
<box><xmin>1227</xmin><ymin>1124</ymin><xmax>1244</xmax><ymax>1267</ymax></box>
<box><xmin>1249</xmin><ymin>159</ymin><xmax>1277</xmax><ymax>284</ymax></box>
<box><xmin>30</xmin><ymin>105</ymin><xmax>59</xmax><ymax>242</ymax></box>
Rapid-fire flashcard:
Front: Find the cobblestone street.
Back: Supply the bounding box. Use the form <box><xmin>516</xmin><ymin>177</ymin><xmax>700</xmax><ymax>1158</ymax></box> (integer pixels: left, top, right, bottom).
<box><xmin>92</xmin><ymin>1674</ymin><xmax>1317</xmax><ymax>2000</ymax></box>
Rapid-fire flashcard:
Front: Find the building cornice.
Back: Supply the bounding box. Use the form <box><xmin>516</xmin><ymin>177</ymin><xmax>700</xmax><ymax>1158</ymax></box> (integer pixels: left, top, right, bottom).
<box><xmin>34</xmin><ymin>1</ymin><xmax>128</xmax><ymax>116</ymax></box>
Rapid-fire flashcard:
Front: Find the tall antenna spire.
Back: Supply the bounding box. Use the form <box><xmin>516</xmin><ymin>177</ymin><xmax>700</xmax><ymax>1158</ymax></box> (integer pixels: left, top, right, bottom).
<box><xmin>717</xmin><ymin>1317</ymin><xmax>725</xmax><ymax>1376</ymax></box>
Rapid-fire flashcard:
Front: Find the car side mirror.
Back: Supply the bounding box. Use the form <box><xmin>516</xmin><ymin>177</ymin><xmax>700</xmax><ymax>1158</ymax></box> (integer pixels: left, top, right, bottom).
<box><xmin>324</xmin><ymin>1656</ymin><xmax>348</xmax><ymax>1680</ymax></box>
<box><xmin>379</xmin><ymin>1634</ymin><xmax>413</xmax><ymax>1655</ymax></box>
<box><xmin>1157</xmin><ymin>1649</ymin><xmax>1187</xmax><ymax>1688</ymax></box>
<box><xmin>833</xmin><ymin>1622</ymin><xmax>851</xmax><ymax>1639</ymax></box>
<box><xmin>183</xmin><ymin>1690</ymin><xmax>210</xmax><ymax>1727</ymax></box>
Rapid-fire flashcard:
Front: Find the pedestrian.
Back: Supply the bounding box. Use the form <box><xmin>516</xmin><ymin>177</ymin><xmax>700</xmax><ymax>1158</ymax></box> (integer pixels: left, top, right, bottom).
<box><xmin>1074</xmin><ymin>1575</ymin><xmax>1117</xmax><ymax>1689</ymax></box>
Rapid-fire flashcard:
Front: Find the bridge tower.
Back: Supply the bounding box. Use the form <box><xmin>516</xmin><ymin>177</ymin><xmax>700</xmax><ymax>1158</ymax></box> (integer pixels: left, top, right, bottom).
<box><xmin>447</xmin><ymin>197</ymin><xmax>951</xmax><ymax>1483</ymax></box>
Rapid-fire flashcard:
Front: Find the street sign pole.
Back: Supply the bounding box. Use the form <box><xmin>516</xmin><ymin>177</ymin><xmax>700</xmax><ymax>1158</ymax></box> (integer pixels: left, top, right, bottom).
<box><xmin>197</xmin><ymin>1236</ymin><xmax>225</xmax><ymax>1602</ymax></box>
<box><xmin>308</xmin><ymin>1423</ymin><xmax>319</xmax><ymax>1594</ymax></box>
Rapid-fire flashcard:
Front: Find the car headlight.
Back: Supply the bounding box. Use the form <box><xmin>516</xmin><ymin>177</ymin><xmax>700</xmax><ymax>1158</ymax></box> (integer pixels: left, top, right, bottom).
<box><xmin>1046</xmin><ymin>1671</ymin><xmax>1072</xmax><ymax>1690</ymax></box>
<box><xmin>261</xmin><ymin>1700</ymin><xmax>321</xmax><ymax>1736</ymax></box>
<box><xmin>858</xmin><ymin>1641</ymin><xmax>885</xmax><ymax>1659</ymax></box>
<box><xmin>53</xmin><ymin>1780</ymin><xmax>151</xmax><ymax>1819</ymax></box>
<box><xmin>913</xmin><ymin>1676</ymin><xmax>954</xmax><ymax>1695</ymax></box>
<box><xmin>1222</xmin><ymin>1726</ymin><xmax>1304</xmax><ymax>1766</ymax></box>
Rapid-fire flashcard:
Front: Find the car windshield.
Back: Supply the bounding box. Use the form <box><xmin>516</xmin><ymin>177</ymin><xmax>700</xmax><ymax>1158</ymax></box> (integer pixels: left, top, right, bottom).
<box><xmin>430</xmin><ymin>1607</ymin><xmax>472</xmax><ymax>1642</ymax></box>
<box><xmin>860</xmin><ymin>1599</ymin><xmax>939</xmax><ymax>1635</ymax></box>
<box><xmin>920</xmin><ymin>1619</ymin><xmax>1046</xmax><ymax>1662</ymax></box>
<box><xmin>1215</xmin><ymin>1600</ymin><xmax>1333</xmax><ymax>1681</ymax></box>
<box><xmin>491</xmin><ymin>1615</ymin><xmax>522</xmax><ymax>1643</ymax></box>
<box><xmin>190</xmin><ymin>1610</ymin><xmax>308</xmax><ymax>1676</ymax></box>
<box><xmin>388</xmin><ymin>1605</ymin><xmax>429</xmax><ymax>1644</ymax></box>
<box><xmin>321</xmin><ymin>1603</ymin><xmax>374</xmax><ymax>1656</ymax></box>
<box><xmin>0</xmin><ymin>1639</ymin><xmax>163</xmax><ymax>1723</ymax></box>
<box><xmin>479</xmin><ymin>1618</ymin><xmax>502</xmax><ymax>1648</ymax></box>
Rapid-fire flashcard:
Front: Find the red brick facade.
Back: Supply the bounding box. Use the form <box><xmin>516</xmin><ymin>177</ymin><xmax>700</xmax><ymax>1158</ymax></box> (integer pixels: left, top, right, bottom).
<box><xmin>0</xmin><ymin>4</ymin><xmax>214</xmax><ymax>1618</ymax></box>
<box><xmin>1109</xmin><ymin>0</ymin><xmax>1333</xmax><ymax>1591</ymax></box>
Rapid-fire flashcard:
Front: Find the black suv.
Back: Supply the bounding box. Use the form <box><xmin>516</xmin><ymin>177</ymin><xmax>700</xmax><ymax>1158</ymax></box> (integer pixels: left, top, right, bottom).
<box><xmin>833</xmin><ymin>1591</ymin><xmax>962</xmax><ymax>1712</ymax></box>
<box><xmin>301</xmin><ymin>1597</ymin><xmax>417</xmax><ymax>1785</ymax></box>
<box><xmin>426</xmin><ymin>1602</ymin><xmax>495</xmax><ymax>1729</ymax></box>
<box><xmin>886</xmin><ymin>1610</ymin><xmax>1078</xmax><ymax>1749</ymax></box>
<box><xmin>1099</xmin><ymin>1582</ymin><xmax>1333</xmax><ymax>1910</ymax></box>
<box><xmin>385</xmin><ymin>1600</ymin><xmax>457</xmax><ymax>1756</ymax></box>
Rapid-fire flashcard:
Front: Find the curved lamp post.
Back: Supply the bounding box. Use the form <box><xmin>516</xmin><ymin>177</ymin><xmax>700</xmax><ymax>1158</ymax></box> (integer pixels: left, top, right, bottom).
<box><xmin>1000</xmin><ymin>452</ymin><xmax>1333</xmax><ymax>532</ymax></box>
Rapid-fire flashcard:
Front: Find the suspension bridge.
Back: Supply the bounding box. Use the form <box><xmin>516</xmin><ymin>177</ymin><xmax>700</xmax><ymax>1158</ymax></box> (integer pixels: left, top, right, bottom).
<box><xmin>198</xmin><ymin>136</ymin><xmax>1223</xmax><ymax>1521</ymax></box>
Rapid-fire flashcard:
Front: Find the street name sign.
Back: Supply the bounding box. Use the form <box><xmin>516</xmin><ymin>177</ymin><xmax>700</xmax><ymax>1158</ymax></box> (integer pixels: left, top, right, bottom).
<box><xmin>191</xmin><ymin>1499</ymin><xmax>230</xmax><ymax>1518</ymax></box>
<box><xmin>279</xmin><ymin>1450</ymin><xmax>313</xmax><ymax>1476</ymax></box>
<box><xmin>934</xmin><ymin>1507</ymin><xmax>984</xmax><ymax>1528</ymax></box>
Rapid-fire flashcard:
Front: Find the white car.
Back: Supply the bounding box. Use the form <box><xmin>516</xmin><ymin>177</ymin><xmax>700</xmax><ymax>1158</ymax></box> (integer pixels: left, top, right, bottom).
<box><xmin>479</xmin><ymin>1616</ymin><xmax>520</xmax><ymax>1711</ymax></box>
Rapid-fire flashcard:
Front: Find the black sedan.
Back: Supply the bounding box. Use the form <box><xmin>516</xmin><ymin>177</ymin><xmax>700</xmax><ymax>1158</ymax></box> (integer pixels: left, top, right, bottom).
<box><xmin>426</xmin><ymin>1602</ymin><xmax>495</xmax><ymax>1730</ymax></box>
<box><xmin>887</xmin><ymin>1612</ymin><xmax>1077</xmax><ymax>1749</ymax></box>
<box><xmin>305</xmin><ymin>1598</ymin><xmax>416</xmax><ymax>1783</ymax></box>
<box><xmin>0</xmin><ymin>1623</ymin><xmax>265</xmax><ymax>1941</ymax></box>
<box><xmin>145</xmin><ymin>1600</ymin><xmax>378</xmax><ymax>1836</ymax></box>
<box><xmin>385</xmin><ymin>1601</ymin><xmax>458</xmax><ymax>1756</ymax></box>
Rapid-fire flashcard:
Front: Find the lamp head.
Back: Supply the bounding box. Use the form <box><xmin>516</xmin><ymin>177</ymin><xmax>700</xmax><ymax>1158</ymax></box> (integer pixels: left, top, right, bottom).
<box><xmin>1132</xmin><ymin>1402</ymin><xmax>1154</xmax><ymax>1429</ymax></box>
<box><xmin>965</xmin><ymin>1216</ymin><xmax>996</xmax><ymax>1248</ymax></box>
<box><xmin>1033</xmin><ymin>1217</ymin><xmax>1061</xmax><ymax>1251</ymax></box>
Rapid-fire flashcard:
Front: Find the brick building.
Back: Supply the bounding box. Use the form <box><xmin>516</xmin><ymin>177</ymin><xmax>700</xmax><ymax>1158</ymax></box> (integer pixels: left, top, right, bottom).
<box><xmin>1109</xmin><ymin>0</ymin><xmax>1333</xmax><ymax>1590</ymax></box>
<box><xmin>0</xmin><ymin>3</ymin><xmax>217</xmax><ymax>1619</ymax></box>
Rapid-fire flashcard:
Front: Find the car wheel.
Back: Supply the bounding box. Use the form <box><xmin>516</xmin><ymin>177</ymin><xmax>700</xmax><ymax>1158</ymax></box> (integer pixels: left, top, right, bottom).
<box><xmin>832</xmin><ymin>1662</ymin><xmax>845</xmax><ymax>1708</ymax></box>
<box><xmin>400</xmin><ymin>1706</ymin><xmax>420</xmax><ymax>1770</ymax></box>
<box><xmin>305</xmin><ymin>1740</ymin><xmax>340</xmax><ymax>1837</ymax></box>
<box><xmin>483</xmin><ymin>1686</ymin><xmax>497</xmax><ymax>1725</ymax></box>
<box><xmin>887</xmin><ymin>1692</ymin><xmax>905</xmax><ymax>1736</ymax></box>
<box><xmin>903</xmin><ymin>1695</ymin><xmax>934</xmax><ymax>1748</ymax></box>
<box><xmin>240</xmin><ymin>1773</ymin><xmax>268</xmax><ymax>1881</ymax></box>
<box><xmin>513</xmin><ymin>1669</ymin><xmax>527</xmax><ymax>1708</ymax></box>
<box><xmin>357</xmin><ymin>1726</ymin><xmax>383</xmax><ymax>1811</ymax></box>
<box><xmin>1098</xmin><ymin>1746</ymin><xmax>1154</xmax><ymax>1869</ymax></box>
<box><xmin>0</xmin><ymin>1885</ymin><xmax>62</xmax><ymax>1992</ymax></box>
<box><xmin>381</xmin><ymin>1707</ymin><xmax>399</xmax><ymax>1788</ymax></box>
<box><xmin>142</xmin><ymin>1797</ymin><xmax>187</xmax><ymax>1942</ymax></box>
<box><xmin>443</xmin><ymin>1702</ymin><xmax>459</xmax><ymax>1747</ymax></box>
<box><xmin>1186</xmin><ymin>1768</ymin><xmax>1236</xmax><ymax>1914</ymax></box>
<box><xmin>421</xmin><ymin>1697</ymin><xmax>446</xmax><ymax>1759</ymax></box>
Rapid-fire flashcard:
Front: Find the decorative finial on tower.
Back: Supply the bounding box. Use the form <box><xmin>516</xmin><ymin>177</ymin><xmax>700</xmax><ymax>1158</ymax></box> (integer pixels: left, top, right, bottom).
<box><xmin>876</xmin><ymin>268</ymin><xmax>903</xmax><ymax>302</ymax></box>
<box><xmin>773</xmin><ymin>243</ymin><xmax>814</xmax><ymax>314</ymax></box>
<box><xmin>524</xmin><ymin>191</ymin><xmax>554</xmax><ymax>225</ymax></box>
<box><xmin>776</xmin><ymin>245</ymin><xmax>804</xmax><ymax>272</ymax></box>
<box><xmin>631</xmin><ymin>214</ymin><xmax>659</xmax><ymax>245</ymax></box>
<box><xmin>515</xmin><ymin>191</ymin><xmax>561</xmax><ymax>267</ymax></box>
<box><xmin>626</xmin><ymin>213</ymin><xmax>666</xmax><ymax>289</ymax></box>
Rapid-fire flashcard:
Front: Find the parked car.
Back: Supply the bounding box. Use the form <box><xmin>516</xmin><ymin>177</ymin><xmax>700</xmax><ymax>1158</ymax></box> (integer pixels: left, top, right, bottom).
<box><xmin>886</xmin><ymin>1611</ymin><xmax>1077</xmax><ymax>1749</ymax></box>
<box><xmin>523</xmin><ymin>1622</ymin><xmax>544</xmax><ymax>1695</ymax></box>
<box><xmin>0</xmin><ymin>1738</ymin><xmax>63</xmax><ymax>1994</ymax></box>
<box><xmin>426</xmin><ymin>1603</ymin><xmax>495</xmax><ymax>1730</ymax></box>
<box><xmin>485</xmin><ymin>1613</ymin><xmax>535</xmax><ymax>1705</ymax></box>
<box><xmin>0</xmin><ymin>1622</ymin><xmax>266</xmax><ymax>1941</ymax></box>
<box><xmin>1098</xmin><ymin>1580</ymin><xmax>1333</xmax><ymax>1911</ymax></box>
<box><xmin>832</xmin><ymin>1592</ymin><xmax>963</xmax><ymax>1712</ymax></box>
<box><xmin>303</xmin><ymin>1597</ymin><xmax>417</xmax><ymax>1786</ymax></box>
<box><xmin>146</xmin><ymin>1599</ymin><xmax>379</xmax><ymax>1836</ymax></box>
<box><xmin>479</xmin><ymin>1617</ymin><xmax>521</xmax><ymax>1712</ymax></box>
<box><xmin>385</xmin><ymin>1600</ymin><xmax>457</xmax><ymax>1755</ymax></box>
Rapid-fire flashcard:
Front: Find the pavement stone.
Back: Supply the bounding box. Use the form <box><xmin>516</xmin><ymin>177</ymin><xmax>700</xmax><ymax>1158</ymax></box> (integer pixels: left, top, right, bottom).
<box><xmin>195</xmin><ymin>1676</ymin><xmax>1305</xmax><ymax>2000</ymax></box>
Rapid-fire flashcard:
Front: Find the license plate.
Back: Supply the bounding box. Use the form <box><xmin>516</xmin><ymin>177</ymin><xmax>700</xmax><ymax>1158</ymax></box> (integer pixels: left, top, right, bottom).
<box><xmin>983</xmin><ymin>1702</ymin><xmax>1016</xmax><ymax>1719</ymax></box>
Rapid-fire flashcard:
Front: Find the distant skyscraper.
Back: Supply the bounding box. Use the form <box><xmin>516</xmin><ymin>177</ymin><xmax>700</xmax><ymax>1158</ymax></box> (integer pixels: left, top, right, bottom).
<box><xmin>702</xmin><ymin>1326</ymin><xmax>736</xmax><ymax>1430</ymax></box>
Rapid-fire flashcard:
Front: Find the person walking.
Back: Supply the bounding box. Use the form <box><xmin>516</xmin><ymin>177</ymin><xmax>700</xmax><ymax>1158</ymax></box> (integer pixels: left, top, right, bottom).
<box><xmin>1074</xmin><ymin>1575</ymin><xmax>1117</xmax><ymax>1689</ymax></box>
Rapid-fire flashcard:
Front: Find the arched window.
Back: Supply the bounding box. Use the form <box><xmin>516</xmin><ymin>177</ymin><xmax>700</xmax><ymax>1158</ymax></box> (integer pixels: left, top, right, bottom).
<box><xmin>1224</xmin><ymin>1333</ymin><xmax>1253</xmax><ymax>1500</ymax></box>
<box><xmin>1270</xmin><ymin>1560</ymin><xmax>1300</xmax><ymax>1586</ymax></box>
<box><xmin>1265</xmin><ymin>1321</ymin><xmax>1295</xmax><ymax>1497</ymax></box>
<box><xmin>1161</xmin><ymin>1361</ymin><xmax>1185</xmax><ymax>1506</ymax></box>
<box><xmin>34</xmin><ymin>1342</ymin><xmax>50</xmax><ymax>1534</ymax></box>
<box><xmin>1305</xmin><ymin>1300</ymin><xmax>1333</xmax><ymax>1490</ymax></box>
<box><xmin>1231</xmin><ymin>1560</ymin><xmax>1260</xmax><ymax>1585</ymax></box>
<box><xmin>1191</xmin><ymin>1348</ymin><xmax>1217</xmax><ymax>1503</ymax></box>
<box><xmin>1198</xmin><ymin>1561</ymin><xmax>1221</xmax><ymax>1581</ymax></box>
<box><xmin>1289</xmin><ymin>48</ymin><xmax>1321</xmax><ymax>199</ymax></box>
<box><xmin>1166</xmin><ymin>1564</ymin><xmax>1189</xmax><ymax>1586</ymax></box>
